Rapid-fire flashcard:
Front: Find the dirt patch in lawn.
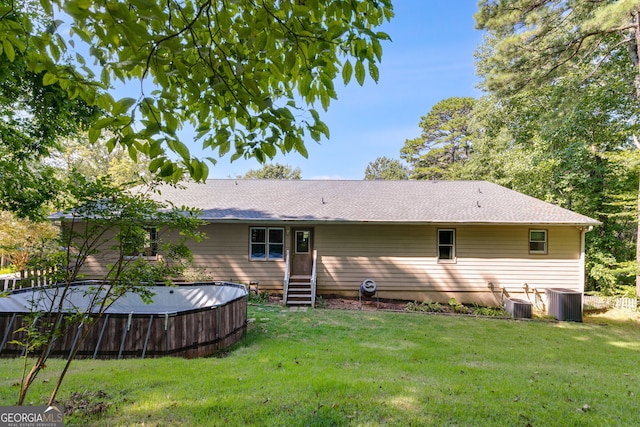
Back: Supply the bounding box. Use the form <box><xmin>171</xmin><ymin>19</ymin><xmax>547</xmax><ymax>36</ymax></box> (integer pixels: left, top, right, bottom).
<box><xmin>268</xmin><ymin>294</ymin><xmax>413</xmax><ymax>312</ymax></box>
<box><xmin>320</xmin><ymin>295</ymin><xmax>410</xmax><ymax>311</ymax></box>
<box><xmin>266</xmin><ymin>294</ymin><xmax>510</xmax><ymax>316</ymax></box>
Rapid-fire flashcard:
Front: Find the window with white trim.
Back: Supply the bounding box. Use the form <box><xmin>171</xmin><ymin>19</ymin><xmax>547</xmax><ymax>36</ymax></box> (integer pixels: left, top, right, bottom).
<box><xmin>437</xmin><ymin>229</ymin><xmax>455</xmax><ymax>261</ymax></box>
<box><xmin>529</xmin><ymin>229</ymin><xmax>547</xmax><ymax>254</ymax></box>
<box><xmin>250</xmin><ymin>227</ymin><xmax>284</xmax><ymax>261</ymax></box>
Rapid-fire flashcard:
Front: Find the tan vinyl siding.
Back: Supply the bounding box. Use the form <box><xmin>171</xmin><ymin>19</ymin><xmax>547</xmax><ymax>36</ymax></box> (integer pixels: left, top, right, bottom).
<box><xmin>79</xmin><ymin>221</ymin><xmax>585</xmax><ymax>306</ymax></box>
<box><xmin>72</xmin><ymin>226</ymin><xmax>120</xmax><ymax>278</ymax></box>
<box><xmin>314</xmin><ymin>224</ymin><xmax>582</xmax><ymax>305</ymax></box>
<box><xmin>187</xmin><ymin>224</ymin><xmax>286</xmax><ymax>289</ymax></box>
<box><xmin>183</xmin><ymin>222</ymin><xmax>583</xmax><ymax>304</ymax></box>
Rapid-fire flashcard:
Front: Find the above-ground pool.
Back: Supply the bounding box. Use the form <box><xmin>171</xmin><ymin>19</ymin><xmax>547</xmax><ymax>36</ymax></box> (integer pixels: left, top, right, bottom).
<box><xmin>0</xmin><ymin>282</ymin><xmax>248</xmax><ymax>359</ymax></box>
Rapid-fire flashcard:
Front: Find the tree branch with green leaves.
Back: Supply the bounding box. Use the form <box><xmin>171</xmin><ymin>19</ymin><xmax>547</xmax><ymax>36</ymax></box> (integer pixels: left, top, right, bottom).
<box><xmin>1</xmin><ymin>0</ymin><xmax>393</xmax><ymax>186</ymax></box>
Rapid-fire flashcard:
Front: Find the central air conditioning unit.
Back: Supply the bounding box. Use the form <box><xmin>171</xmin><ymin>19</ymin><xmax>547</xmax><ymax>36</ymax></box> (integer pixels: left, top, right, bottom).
<box><xmin>505</xmin><ymin>298</ymin><xmax>532</xmax><ymax>319</ymax></box>
<box><xmin>546</xmin><ymin>288</ymin><xmax>582</xmax><ymax>322</ymax></box>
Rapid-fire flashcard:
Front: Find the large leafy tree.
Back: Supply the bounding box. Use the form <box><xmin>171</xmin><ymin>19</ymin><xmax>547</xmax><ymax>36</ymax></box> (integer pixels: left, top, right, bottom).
<box><xmin>400</xmin><ymin>97</ymin><xmax>476</xmax><ymax>180</ymax></box>
<box><xmin>242</xmin><ymin>163</ymin><xmax>302</xmax><ymax>179</ymax></box>
<box><xmin>1</xmin><ymin>0</ymin><xmax>393</xmax><ymax>185</ymax></box>
<box><xmin>475</xmin><ymin>1</ymin><xmax>640</xmax><ymax>98</ymax></box>
<box><xmin>0</xmin><ymin>1</ymin><xmax>99</xmax><ymax>219</ymax></box>
<box><xmin>47</xmin><ymin>133</ymin><xmax>153</xmax><ymax>186</ymax></box>
<box><xmin>475</xmin><ymin>0</ymin><xmax>640</xmax><ymax>294</ymax></box>
<box><xmin>0</xmin><ymin>211</ymin><xmax>58</xmax><ymax>271</ymax></box>
<box><xmin>455</xmin><ymin>86</ymin><xmax>639</xmax><ymax>293</ymax></box>
<box><xmin>363</xmin><ymin>156</ymin><xmax>409</xmax><ymax>180</ymax></box>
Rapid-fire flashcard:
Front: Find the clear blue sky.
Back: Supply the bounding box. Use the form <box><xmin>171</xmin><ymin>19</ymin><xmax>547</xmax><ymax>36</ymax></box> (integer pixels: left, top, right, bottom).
<box><xmin>202</xmin><ymin>1</ymin><xmax>484</xmax><ymax>179</ymax></box>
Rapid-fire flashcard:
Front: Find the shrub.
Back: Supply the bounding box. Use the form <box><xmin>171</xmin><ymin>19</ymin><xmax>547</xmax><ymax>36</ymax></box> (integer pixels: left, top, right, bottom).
<box><xmin>405</xmin><ymin>300</ymin><xmax>444</xmax><ymax>313</ymax></box>
<box><xmin>248</xmin><ymin>291</ymin><xmax>270</xmax><ymax>305</ymax></box>
<box><xmin>472</xmin><ymin>305</ymin><xmax>508</xmax><ymax>317</ymax></box>
<box><xmin>448</xmin><ymin>298</ymin><xmax>470</xmax><ymax>314</ymax></box>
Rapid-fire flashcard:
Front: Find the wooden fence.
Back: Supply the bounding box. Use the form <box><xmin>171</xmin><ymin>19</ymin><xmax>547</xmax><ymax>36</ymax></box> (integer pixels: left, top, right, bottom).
<box><xmin>0</xmin><ymin>284</ymin><xmax>248</xmax><ymax>359</ymax></box>
<box><xmin>0</xmin><ymin>268</ymin><xmax>55</xmax><ymax>292</ymax></box>
<box><xmin>583</xmin><ymin>295</ymin><xmax>638</xmax><ymax>312</ymax></box>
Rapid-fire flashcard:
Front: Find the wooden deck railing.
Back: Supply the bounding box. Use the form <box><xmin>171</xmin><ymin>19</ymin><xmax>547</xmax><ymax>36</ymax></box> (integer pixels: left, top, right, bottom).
<box><xmin>310</xmin><ymin>250</ymin><xmax>317</xmax><ymax>308</ymax></box>
<box><xmin>0</xmin><ymin>268</ymin><xmax>56</xmax><ymax>292</ymax></box>
<box><xmin>283</xmin><ymin>250</ymin><xmax>291</xmax><ymax>304</ymax></box>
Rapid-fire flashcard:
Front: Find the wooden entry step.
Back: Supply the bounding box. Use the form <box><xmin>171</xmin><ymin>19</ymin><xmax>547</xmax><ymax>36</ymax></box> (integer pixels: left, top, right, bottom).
<box><xmin>286</xmin><ymin>281</ymin><xmax>314</xmax><ymax>306</ymax></box>
<box><xmin>289</xmin><ymin>275</ymin><xmax>311</xmax><ymax>283</ymax></box>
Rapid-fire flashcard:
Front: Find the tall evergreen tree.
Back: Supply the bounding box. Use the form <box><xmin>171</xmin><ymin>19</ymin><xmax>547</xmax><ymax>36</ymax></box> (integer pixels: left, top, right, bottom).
<box><xmin>475</xmin><ymin>0</ymin><xmax>640</xmax><ymax>294</ymax></box>
<box><xmin>400</xmin><ymin>97</ymin><xmax>476</xmax><ymax>180</ymax></box>
<box><xmin>364</xmin><ymin>156</ymin><xmax>409</xmax><ymax>180</ymax></box>
<box><xmin>242</xmin><ymin>163</ymin><xmax>302</xmax><ymax>180</ymax></box>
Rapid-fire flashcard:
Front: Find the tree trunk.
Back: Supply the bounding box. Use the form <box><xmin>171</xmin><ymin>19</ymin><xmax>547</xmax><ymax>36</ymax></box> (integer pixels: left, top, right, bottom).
<box><xmin>631</xmin><ymin>11</ymin><xmax>640</xmax><ymax>298</ymax></box>
<box><xmin>637</xmin><ymin>179</ymin><xmax>640</xmax><ymax>297</ymax></box>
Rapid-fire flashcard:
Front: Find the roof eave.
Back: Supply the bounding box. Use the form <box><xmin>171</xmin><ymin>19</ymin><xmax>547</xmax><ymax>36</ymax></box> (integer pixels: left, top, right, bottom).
<box><xmin>199</xmin><ymin>218</ymin><xmax>602</xmax><ymax>227</ymax></box>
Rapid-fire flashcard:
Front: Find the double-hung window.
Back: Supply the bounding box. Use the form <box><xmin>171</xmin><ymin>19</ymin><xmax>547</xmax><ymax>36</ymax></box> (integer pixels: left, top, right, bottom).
<box><xmin>529</xmin><ymin>229</ymin><xmax>547</xmax><ymax>254</ymax></box>
<box><xmin>437</xmin><ymin>229</ymin><xmax>456</xmax><ymax>262</ymax></box>
<box><xmin>250</xmin><ymin>227</ymin><xmax>284</xmax><ymax>261</ymax></box>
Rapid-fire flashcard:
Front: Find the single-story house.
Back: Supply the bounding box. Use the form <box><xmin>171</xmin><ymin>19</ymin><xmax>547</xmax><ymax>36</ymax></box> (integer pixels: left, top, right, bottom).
<box><xmin>71</xmin><ymin>179</ymin><xmax>601</xmax><ymax>308</ymax></box>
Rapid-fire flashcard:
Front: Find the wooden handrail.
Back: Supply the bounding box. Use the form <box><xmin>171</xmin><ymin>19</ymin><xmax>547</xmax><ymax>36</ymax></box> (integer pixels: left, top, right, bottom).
<box><xmin>283</xmin><ymin>250</ymin><xmax>290</xmax><ymax>305</ymax></box>
<box><xmin>310</xmin><ymin>250</ymin><xmax>317</xmax><ymax>308</ymax></box>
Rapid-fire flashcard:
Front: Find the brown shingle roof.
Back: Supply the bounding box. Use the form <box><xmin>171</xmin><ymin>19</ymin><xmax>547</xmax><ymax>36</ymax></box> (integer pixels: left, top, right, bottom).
<box><xmin>144</xmin><ymin>179</ymin><xmax>600</xmax><ymax>226</ymax></box>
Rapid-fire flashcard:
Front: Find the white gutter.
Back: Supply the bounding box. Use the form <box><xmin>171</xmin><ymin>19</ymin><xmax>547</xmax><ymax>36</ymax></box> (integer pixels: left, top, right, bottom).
<box><xmin>201</xmin><ymin>219</ymin><xmax>602</xmax><ymax>227</ymax></box>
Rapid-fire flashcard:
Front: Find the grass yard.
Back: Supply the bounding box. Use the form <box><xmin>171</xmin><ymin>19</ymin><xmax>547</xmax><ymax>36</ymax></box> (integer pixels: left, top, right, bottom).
<box><xmin>0</xmin><ymin>304</ymin><xmax>639</xmax><ymax>426</ymax></box>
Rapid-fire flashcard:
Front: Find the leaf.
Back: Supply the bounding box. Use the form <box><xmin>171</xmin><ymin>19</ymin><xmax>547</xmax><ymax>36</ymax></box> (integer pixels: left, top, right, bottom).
<box><xmin>2</xmin><ymin>40</ymin><xmax>15</xmax><ymax>62</ymax></box>
<box><xmin>342</xmin><ymin>60</ymin><xmax>353</xmax><ymax>85</ymax></box>
<box><xmin>113</xmin><ymin>97</ymin><xmax>137</xmax><ymax>115</ymax></box>
<box><xmin>292</xmin><ymin>4</ymin><xmax>309</xmax><ymax>16</ymax></box>
<box><xmin>199</xmin><ymin>160</ymin><xmax>209</xmax><ymax>180</ymax></box>
<box><xmin>368</xmin><ymin>61</ymin><xmax>379</xmax><ymax>83</ymax></box>
<box><xmin>376</xmin><ymin>31</ymin><xmax>392</xmax><ymax>41</ymax></box>
<box><xmin>167</xmin><ymin>139</ymin><xmax>190</xmax><ymax>161</ymax></box>
<box><xmin>190</xmin><ymin>159</ymin><xmax>202</xmax><ymax>181</ymax></box>
<box><xmin>261</xmin><ymin>142</ymin><xmax>276</xmax><ymax>159</ymax></box>
<box><xmin>88</xmin><ymin>127</ymin><xmax>101</xmax><ymax>144</ymax></box>
<box><xmin>42</xmin><ymin>72</ymin><xmax>58</xmax><ymax>86</ymax></box>
<box><xmin>94</xmin><ymin>117</ymin><xmax>115</xmax><ymax>129</ymax></box>
<box><xmin>76</xmin><ymin>0</ymin><xmax>93</xmax><ymax>9</ymax></box>
<box><xmin>372</xmin><ymin>38</ymin><xmax>383</xmax><ymax>61</ymax></box>
<box><xmin>149</xmin><ymin>140</ymin><xmax>164</xmax><ymax>158</ymax></box>
<box><xmin>285</xmin><ymin>50</ymin><xmax>297</xmax><ymax>72</ymax></box>
<box><xmin>149</xmin><ymin>157</ymin><xmax>165</xmax><ymax>172</ymax></box>
<box><xmin>39</xmin><ymin>0</ymin><xmax>53</xmax><ymax>14</ymax></box>
<box><xmin>127</xmin><ymin>145</ymin><xmax>138</xmax><ymax>162</ymax></box>
<box><xmin>355</xmin><ymin>60</ymin><xmax>365</xmax><ymax>85</ymax></box>
<box><xmin>320</xmin><ymin>90</ymin><xmax>330</xmax><ymax>111</ymax></box>
<box><xmin>49</xmin><ymin>40</ymin><xmax>60</xmax><ymax>62</ymax></box>
<box><xmin>95</xmin><ymin>93</ymin><xmax>116</xmax><ymax>111</ymax></box>
<box><xmin>294</xmin><ymin>138</ymin><xmax>308</xmax><ymax>158</ymax></box>
<box><xmin>281</xmin><ymin>134</ymin><xmax>292</xmax><ymax>152</ymax></box>
<box><xmin>164</xmin><ymin>113</ymin><xmax>179</xmax><ymax>135</ymax></box>
<box><xmin>160</xmin><ymin>160</ymin><xmax>175</xmax><ymax>177</ymax></box>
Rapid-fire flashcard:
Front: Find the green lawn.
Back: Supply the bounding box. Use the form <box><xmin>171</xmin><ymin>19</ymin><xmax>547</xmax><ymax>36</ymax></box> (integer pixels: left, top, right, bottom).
<box><xmin>1</xmin><ymin>304</ymin><xmax>638</xmax><ymax>426</ymax></box>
